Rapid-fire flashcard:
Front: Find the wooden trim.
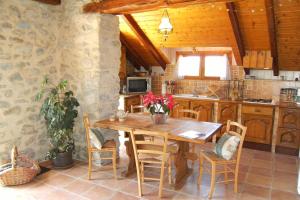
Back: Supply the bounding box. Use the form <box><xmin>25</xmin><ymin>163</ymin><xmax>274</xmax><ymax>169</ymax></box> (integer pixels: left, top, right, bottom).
<box><xmin>123</xmin><ymin>14</ymin><xmax>169</xmax><ymax>70</ymax></box>
<box><xmin>33</xmin><ymin>0</ymin><xmax>61</xmax><ymax>5</ymax></box>
<box><xmin>120</xmin><ymin>32</ymin><xmax>148</xmax><ymax>70</ymax></box>
<box><xmin>226</xmin><ymin>2</ymin><xmax>245</xmax><ymax>66</ymax></box>
<box><xmin>265</xmin><ymin>0</ymin><xmax>279</xmax><ymax>76</ymax></box>
<box><xmin>83</xmin><ymin>0</ymin><xmax>238</xmax><ymax>14</ymax></box>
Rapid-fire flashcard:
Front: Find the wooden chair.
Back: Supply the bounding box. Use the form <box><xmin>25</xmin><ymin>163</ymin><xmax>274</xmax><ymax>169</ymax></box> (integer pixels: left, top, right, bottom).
<box><xmin>130</xmin><ymin>129</ymin><xmax>175</xmax><ymax>198</ymax></box>
<box><xmin>176</xmin><ymin>109</ymin><xmax>200</xmax><ymax>167</ymax></box>
<box><xmin>83</xmin><ymin>114</ymin><xmax>117</xmax><ymax>180</ymax></box>
<box><xmin>198</xmin><ymin>120</ymin><xmax>247</xmax><ymax>199</ymax></box>
<box><xmin>176</xmin><ymin>109</ymin><xmax>200</xmax><ymax>121</ymax></box>
<box><xmin>131</xmin><ymin>105</ymin><xmax>145</xmax><ymax>113</ymax></box>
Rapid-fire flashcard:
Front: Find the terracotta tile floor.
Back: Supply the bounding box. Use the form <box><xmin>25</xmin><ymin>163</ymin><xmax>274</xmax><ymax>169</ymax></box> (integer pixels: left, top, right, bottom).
<box><xmin>1</xmin><ymin>144</ymin><xmax>300</xmax><ymax>200</ymax></box>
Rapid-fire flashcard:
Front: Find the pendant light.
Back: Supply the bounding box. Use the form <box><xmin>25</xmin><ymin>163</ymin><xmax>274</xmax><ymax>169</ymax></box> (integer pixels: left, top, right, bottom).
<box><xmin>158</xmin><ymin>9</ymin><xmax>173</xmax><ymax>41</ymax></box>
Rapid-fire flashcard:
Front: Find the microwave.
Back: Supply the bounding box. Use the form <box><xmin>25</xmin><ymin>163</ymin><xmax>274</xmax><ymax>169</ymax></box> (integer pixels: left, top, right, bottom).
<box><xmin>127</xmin><ymin>77</ymin><xmax>151</xmax><ymax>93</ymax></box>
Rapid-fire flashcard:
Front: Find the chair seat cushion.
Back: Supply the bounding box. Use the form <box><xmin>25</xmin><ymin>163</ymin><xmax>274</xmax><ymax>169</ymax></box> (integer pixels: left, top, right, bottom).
<box><xmin>90</xmin><ymin>128</ymin><xmax>105</xmax><ymax>149</ymax></box>
<box><xmin>214</xmin><ymin>133</ymin><xmax>240</xmax><ymax>160</ymax></box>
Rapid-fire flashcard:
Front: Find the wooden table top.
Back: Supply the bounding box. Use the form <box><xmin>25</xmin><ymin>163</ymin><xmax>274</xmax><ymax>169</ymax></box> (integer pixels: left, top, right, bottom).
<box><xmin>94</xmin><ymin>113</ymin><xmax>222</xmax><ymax>144</ymax></box>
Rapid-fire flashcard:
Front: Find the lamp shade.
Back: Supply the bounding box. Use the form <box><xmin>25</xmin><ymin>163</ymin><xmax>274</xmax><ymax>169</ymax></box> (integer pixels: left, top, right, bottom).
<box><xmin>158</xmin><ymin>9</ymin><xmax>173</xmax><ymax>37</ymax></box>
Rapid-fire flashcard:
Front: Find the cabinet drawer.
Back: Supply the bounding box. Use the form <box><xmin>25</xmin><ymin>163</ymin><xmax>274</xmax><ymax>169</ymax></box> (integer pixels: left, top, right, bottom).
<box><xmin>276</xmin><ymin>128</ymin><xmax>300</xmax><ymax>149</ymax></box>
<box><xmin>242</xmin><ymin>105</ymin><xmax>273</xmax><ymax>116</ymax></box>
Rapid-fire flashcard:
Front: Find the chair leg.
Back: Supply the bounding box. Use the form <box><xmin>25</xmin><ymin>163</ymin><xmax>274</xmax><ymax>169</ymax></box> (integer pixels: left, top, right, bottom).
<box><xmin>112</xmin><ymin>150</ymin><xmax>117</xmax><ymax>179</ymax></box>
<box><xmin>168</xmin><ymin>157</ymin><xmax>172</xmax><ymax>184</ymax></box>
<box><xmin>224</xmin><ymin>163</ymin><xmax>228</xmax><ymax>184</ymax></box>
<box><xmin>191</xmin><ymin>144</ymin><xmax>195</xmax><ymax>168</ymax></box>
<box><xmin>141</xmin><ymin>162</ymin><xmax>144</xmax><ymax>183</ymax></box>
<box><xmin>136</xmin><ymin>162</ymin><xmax>142</xmax><ymax>197</ymax></box>
<box><xmin>158</xmin><ymin>165</ymin><xmax>165</xmax><ymax>198</ymax></box>
<box><xmin>88</xmin><ymin>151</ymin><xmax>92</xmax><ymax>180</ymax></box>
<box><xmin>234</xmin><ymin>164</ymin><xmax>239</xmax><ymax>193</ymax></box>
<box><xmin>197</xmin><ymin>154</ymin><xmax>203</xmax><ymax>186</ymax></box>
<box><xmin>208</xmin><ymin>163</ymin><xmax>216</xmax><ymax>199</ymax></box>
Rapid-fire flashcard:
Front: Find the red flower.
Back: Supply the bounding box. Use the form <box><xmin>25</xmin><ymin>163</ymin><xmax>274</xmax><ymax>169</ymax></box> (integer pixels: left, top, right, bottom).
<box><xmin>143</xmin><ymin>92</ymin><xmax>174</xmax><ymax>114</ymax></box>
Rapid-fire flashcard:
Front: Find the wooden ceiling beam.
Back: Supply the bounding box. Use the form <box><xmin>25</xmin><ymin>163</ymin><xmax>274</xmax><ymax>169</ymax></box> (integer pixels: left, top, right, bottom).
<box><xmin>32</xmin><ymin>0</ymin><xmax>61</xmax><ymax>5</ymax></box>
<box><xmin>123</xmin><ymin>14</ymin><xmax>169</xmax><ymax>69</ymax></box>
<box><xmin>120</xmin><ymin>32</ymin><xmax>149</xmax><ymax>70</ymax></box>
<box><xmin>83</xmin><ymin>0</ymin><xmax>235</xmax><ymax>14</ymax></box>
<box><xmin>265</xmin><ymin>0</ymin><xmax>279</xmax><ymax>76</ymax></box>
<box><xmin>226</xmin><ymin>2</ymin><xmax>245</xmax><ymax>66</ymax></box>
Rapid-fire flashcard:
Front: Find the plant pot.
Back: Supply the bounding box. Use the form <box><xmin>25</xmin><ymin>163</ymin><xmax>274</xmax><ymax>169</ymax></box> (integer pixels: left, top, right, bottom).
<box><xmin>151</xmin><ymin>113</ymin><xmax>168</xmax><ymax>124</ymax></box>
<box><xmin>52</xmin><ymin>151</ymin><xmax>73</xmax><ymax>169</ymax></box>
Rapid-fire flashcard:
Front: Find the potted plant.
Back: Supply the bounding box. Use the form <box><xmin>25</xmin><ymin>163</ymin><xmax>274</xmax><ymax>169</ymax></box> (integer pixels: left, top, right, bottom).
<box><xmin>35</xmin><ymin>77</ymin><xmax>80</xmax><ymax>168</ymax></box>
<box><xmin>143</xmin><ymin>92</ymin><xmax>174</xmax><ymax>124</ymax></box>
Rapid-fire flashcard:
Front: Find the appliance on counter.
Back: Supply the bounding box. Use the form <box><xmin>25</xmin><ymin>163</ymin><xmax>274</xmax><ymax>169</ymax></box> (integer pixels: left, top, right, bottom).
<box><xmin>243</xmin><ymin>98</ymin><xmax>274</xmax><ymax>105</ymax></box>
<box><xmin>280</xmin><ymin>88</ymin><xmax>297</xmax><ymax>102</ymax></box>
<box><xmin>126</xmin><ymin>76</ymin><xmax>151</xmax><ymax>93</ymax></box>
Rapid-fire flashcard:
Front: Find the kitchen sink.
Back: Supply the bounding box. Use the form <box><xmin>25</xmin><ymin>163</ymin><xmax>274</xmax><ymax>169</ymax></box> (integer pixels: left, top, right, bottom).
<box><xmin>173</xmin><ymin>94</ymin><xmax>219</xmax><ymax>100</ymax></box>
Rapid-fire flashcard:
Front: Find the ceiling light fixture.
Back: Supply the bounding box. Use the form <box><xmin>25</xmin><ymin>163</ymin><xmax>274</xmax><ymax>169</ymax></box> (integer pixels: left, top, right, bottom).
<box><xmin>158</xmin><ymin>9</ymin><xmax>173</xmax><ymax>41</ymax></box>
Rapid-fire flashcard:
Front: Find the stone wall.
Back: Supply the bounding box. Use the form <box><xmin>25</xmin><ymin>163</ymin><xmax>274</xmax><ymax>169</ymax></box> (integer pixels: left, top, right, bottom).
<box><xmin>0</xmin><ymin>0</ymin><xmax>62</xmax><ymax>163</ymax></box>
<box><xmin>0</xmin><ymin>0</ymin><xmax>121</xmax><ymax>162</ymax></box>
<box><xmin>59</xmin><ymin>0</ymin><xmax>120</xmax><ymax>160</ymax></box>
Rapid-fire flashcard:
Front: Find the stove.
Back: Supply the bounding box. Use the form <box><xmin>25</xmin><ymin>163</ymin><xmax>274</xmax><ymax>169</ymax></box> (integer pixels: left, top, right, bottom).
<box><xmin>243</xmin><ymin>98</ymin><xmax>273</xmax><ymax>104</ymax></box>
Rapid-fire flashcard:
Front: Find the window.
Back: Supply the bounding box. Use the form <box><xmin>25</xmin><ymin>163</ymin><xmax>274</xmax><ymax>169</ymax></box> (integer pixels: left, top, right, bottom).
<box><xmin>177</xmin><ymin>51</ymin><xmax>231</xmax><ymax>80</ymax></box>
<box><xmin>178</xmin><ymin>55</ymin><xmax>200</xmax><ymax>77</ymax></box>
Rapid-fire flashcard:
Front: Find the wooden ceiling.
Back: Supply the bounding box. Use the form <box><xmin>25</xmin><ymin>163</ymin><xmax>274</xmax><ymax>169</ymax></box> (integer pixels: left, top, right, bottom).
<box><xmin>85</xmin><ymin>0</ymin><xmax>299</xmax><ymax>72</ymax></box>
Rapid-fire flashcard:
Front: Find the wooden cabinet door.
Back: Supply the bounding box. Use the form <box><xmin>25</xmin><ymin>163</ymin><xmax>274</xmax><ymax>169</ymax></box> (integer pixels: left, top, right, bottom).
<box><xmin>276</xmin><ymin>128</ymin><xmax>300</xmax><ymax>149</ymax></box>
<box><xmin>125</xmin><ymin>96</ymin><xmax>141</xmax><ymax>112</ymax></box>
<box><xmin>242</xmin><ymin>114</ymin><xmax>273</xmax><ymax>144</ymax></box>
<box><xmin>171</xmin><ymin>99</ymin><xmax>190</xmax><ymax>118</ymax></box>
<box><xmin>190</xmin><ymin>100</ymin><xmax>213</xmax><ymax>122</ymax></box>
<box><xmin>218</xmin><ymin>103</ymin><xmax>238</xmax><ymax>135</ymax></box>
<box><xmin>278</xmin><ymin>108</ymin><xmax>300</xmax><ymax>129</ymax></box>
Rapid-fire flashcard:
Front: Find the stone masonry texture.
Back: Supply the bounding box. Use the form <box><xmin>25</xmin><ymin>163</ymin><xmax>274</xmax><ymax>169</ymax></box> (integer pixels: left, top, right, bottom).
<box><xmin>0</xmin><ymin>0</ymin><xmax>120</xmax><ymax>163</ymax></box>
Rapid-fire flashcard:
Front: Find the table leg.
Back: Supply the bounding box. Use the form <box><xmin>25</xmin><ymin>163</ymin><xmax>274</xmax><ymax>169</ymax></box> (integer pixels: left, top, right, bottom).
<box><xmin>174</xmin><ymin>141</ymin><xmax>193</xmax><ymax>190</ymax></box>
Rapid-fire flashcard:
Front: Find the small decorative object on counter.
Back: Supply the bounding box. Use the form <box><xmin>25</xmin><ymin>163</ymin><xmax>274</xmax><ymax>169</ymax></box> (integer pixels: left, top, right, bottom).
<box><xmin>117</xmin><ymin>110</ymin><xmax>128</xmax><ymax>122</ymax></box>
<box><xmin>109</xmin><ymin>114</ymin><xmax>116</xmax><ymax>122</ymax></box>
<box><xmin>165</xmin><ymin>80</ymin><xmax>176</xmax><ymax>94</ymax></box>
<box><xmin>0</xmin><ymin>146</ymin><xmax>40</xmax><ymax>186</ymax></box>
<box><xmin>143</xmin><ymin>92</ymin><xmax>174</xmax><ymax>124</ymax></box>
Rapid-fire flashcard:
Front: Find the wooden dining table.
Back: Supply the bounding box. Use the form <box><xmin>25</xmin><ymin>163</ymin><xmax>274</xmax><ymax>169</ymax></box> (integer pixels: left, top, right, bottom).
<box><xmin>94</xmin><ymin>113</ymin><xmax>222</xmax><ymax>190</ymax></box>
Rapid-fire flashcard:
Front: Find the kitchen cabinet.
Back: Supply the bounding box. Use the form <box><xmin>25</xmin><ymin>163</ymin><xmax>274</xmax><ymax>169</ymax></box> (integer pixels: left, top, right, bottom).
<box><xmin>276</xmin><ymin>128</ymin><xmax>300</xmax><ymax>149</ymax></box>
<box><xmin>217</xmin><ymin>102</ymin><xmax>238</xmax><ymax>135</ymax></box>
<box><xmin>277</xmin><ymin>108</ymin><xmax>300</xmax><ymax>150</ymax></box>
<box><xmin>190</xmin><ymin>100</ymin><xmax>213</xmax><ymax>122</ymax></box>
<box><xmin>171</xmin><ymin>99</ymin><xmax>190</xmax><ymax>118</ymax></box>
<box><xmin>124</xmin><ymin>95</ymin><xmax>142</xmax><ymax>112</ymax></box>
<box><xmin>241</xmin><ymin>105</ymin><xmax>274</xmax><ymax>144</ymax></box>
<box><xmin>243</xmin><ymin>50</ymin><xmax>272</xmax><ymax>69</ymax></box>
<box><xmin>278</xmin><ymin>108</ymin><xmax>300</xmax><ymax>129</ymax></box>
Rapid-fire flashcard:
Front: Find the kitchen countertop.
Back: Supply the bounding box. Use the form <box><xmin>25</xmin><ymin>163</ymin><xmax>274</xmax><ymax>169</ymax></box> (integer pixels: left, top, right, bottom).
<box><xmin>119</xmin><ymin>93</ymin><xmax>146</xmax><ymax>98</ymax></box>
<box><xmin>174</xmin><ymin>95</ymin><xmax>300</xmax><ymax>109</ymax></box>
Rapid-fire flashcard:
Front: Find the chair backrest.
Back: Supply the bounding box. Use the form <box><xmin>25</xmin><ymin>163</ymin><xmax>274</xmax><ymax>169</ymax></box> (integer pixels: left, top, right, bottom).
<box><xmin>225</xmin><ymin>120</ymin><xmax>247</xmax><ymax>164</ymax></box>
<box><xmin>83</xmin><ymin>113</ymin><xmax>92</xmax><ymax>150</ymax></box>
<box><xmin>176</xmin><ymin>109</ymin><xmax>200</xmax><ymax>121</ymax></box>
<box><xmin>130</xmin><ymin>129</ymin><xmax>169</xmax><ymax>167</ymax></box>
<box><xmin>131</xmin><ymin>105</ymin><xmax>145</xmax><ymax>113</ymax></box>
